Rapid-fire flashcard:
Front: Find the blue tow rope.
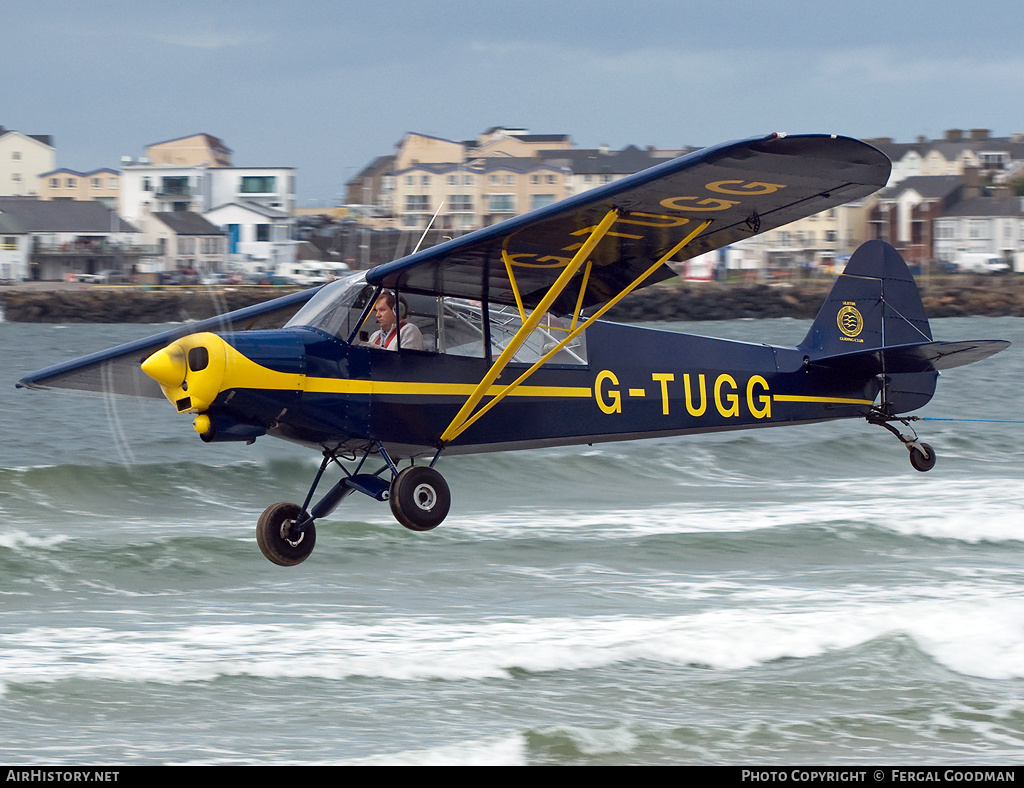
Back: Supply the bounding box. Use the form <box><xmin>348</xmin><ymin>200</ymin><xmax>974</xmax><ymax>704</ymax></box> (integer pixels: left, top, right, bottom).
<box><xmin>921</xmin><ymin>417</ymin><xmax>1024</xmax><ymax>424</ymax></box>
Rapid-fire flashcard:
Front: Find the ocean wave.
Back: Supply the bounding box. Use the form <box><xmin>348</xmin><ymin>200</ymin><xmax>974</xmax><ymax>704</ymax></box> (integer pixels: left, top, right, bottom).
<box><xmin>329</xmin><ymin>735</ymin><xmax>528</xmax><ymax>767</ymax></box>
<box><xmin>3</xmin><ymin>592</ymin><xmax>1023</xmax><ymax>688</ymax></box>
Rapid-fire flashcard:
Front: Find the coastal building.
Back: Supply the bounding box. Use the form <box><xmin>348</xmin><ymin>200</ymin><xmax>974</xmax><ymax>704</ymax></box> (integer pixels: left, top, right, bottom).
<box><xmin>393</xmin><ymin>156</ymin><xmax>572</xmax><ymax>232</ymax></box>
<box><xmin>868</xmin><ymin>129</ymin><xmax>1024</xmax><ymax>188</ymax></box>
<box><xmin>144</xmin><ymin>134</ymin><xmax>232</xmax><ymax>168</ymax></box>
<box><xmin>558</xmin><ymin>144</ymin><xmax>689</xmax><ymax>197</ymax></box>
<box><xmin>351</xmin><ymin>127</ymin><xmax>690</xmax><ymax>233</ymax></box>
<box><xmin>863</xmin><ymin>164</ymin><xmax>1024</xmax><ymax>271</ymax></box>
<box><xmin>119</xmin><ymin>160</ymin><xmax>297</xmax><ymax>271</ymax></box>
<box><xmin>37</xmin><ymin>167</ymin><xmax>120</xmax><ymax>208</ymax></box>
<box><xmin>0</xmin><ymin>126</ymin><xmax>55</xmax><ymax>198</ymax></box>
<box><xmin>867</xmin><ymin>175</ymin><xmax>963</xmax><ymax>264</ymax></box>
<box><xmin>135</xmin><ymin>211</ymin><xmax>228</xmax><ymax>275</ymax></box>
<box><xmin>382</xmin><ymin>128</ymin><xmax>577</xmax><ymax>230</ymax></box>
<box><xmin>119</xmin><ymin>164</ymin><xmax>296</xmax><ymax>220</ymax></box>
<box><xmin>934</xmin><ymin>188</ymin><xmax>1024</xmax><ymax>271</ymax></box>
<box><xmin>0</xmin><ymin>212</ymin><xmax>29</xmax><ymax>281</ymax></box>
<box><xmin>0</xmin><ymin>197</ymin><xmax>142</xmax><ymax>281</ymax></box>
<box><xmin>346</xmin><ymin>155</ymin><xmax>395</xmax><ymax>209</ymax></box>
<box><xmin>203</xmin><ymin>201</ymin><xmax>296</xmax><ymax>271</ymax></box>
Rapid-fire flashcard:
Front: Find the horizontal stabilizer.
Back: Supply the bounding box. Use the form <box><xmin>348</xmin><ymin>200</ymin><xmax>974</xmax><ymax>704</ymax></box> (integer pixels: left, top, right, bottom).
<box><xmin>808</xmin><ymin>339</ymin><xmax>1010</xmax><ymax>376</ymax></box>
<box><xmin>16</xmin><ymin>286</ymin><xmax>321</xmax><ymax>397</ymax></box>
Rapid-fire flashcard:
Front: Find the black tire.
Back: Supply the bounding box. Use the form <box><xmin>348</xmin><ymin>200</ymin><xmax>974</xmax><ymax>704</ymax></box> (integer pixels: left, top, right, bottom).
<box><xmin>389</xmin><ymin>466</ymin><xmax>450</xmax><ymax>532</ymax></box>
<box><xmin>256</xmin><ymin>502</ymin><xmax>316</xmax><ymax>566</ymax></box>
<box><xmin>909</xmin><ymin>442</ymin><xmax>936</xmax><ymax>473</ymax></box>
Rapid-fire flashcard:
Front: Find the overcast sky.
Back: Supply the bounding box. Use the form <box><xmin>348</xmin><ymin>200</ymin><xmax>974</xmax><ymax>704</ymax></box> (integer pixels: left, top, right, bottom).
<box><xmin>5</xmin><ymin>0</ymin><xmax>1024</xmax><ymax>205</ymax></box>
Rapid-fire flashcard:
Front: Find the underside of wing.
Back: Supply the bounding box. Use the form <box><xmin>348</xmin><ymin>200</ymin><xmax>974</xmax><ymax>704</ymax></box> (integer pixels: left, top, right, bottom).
<box><xmin>367</xmin><ymin>133</ymin><xmax>891</xmax><ymax>315</ymax></box>
<box><xmin>16</xmin><ymin>286</ymin><xmax>321</xmax><ymax>397</ymax></box>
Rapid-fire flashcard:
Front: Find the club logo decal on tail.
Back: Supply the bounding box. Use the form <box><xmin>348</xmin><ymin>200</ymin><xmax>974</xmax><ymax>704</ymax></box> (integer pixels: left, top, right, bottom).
<box><xmin>837</xmin><ymin>303</ymin><xmax>865</xmax><ymax>341</ymax></box>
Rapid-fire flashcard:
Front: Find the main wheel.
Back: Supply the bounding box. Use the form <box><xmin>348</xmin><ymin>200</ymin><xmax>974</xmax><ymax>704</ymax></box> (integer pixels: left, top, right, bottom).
<box><xmin>389</xmin><ymin>466</ymin><xmax>450</xmax><ymax>532</ymax></box>
<box><xmin>909</xmin><ymin>442</ymin><xmax>936</xmax><ymax>472</ymax></box>
<box><xmin>256</xmin><ymin>502</ymin><xmax>316</xmax><ymax>566</ymax></box>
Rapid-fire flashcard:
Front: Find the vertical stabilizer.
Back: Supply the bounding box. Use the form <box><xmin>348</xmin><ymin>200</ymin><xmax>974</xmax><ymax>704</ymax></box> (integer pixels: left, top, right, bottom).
<box><xmin>800</xmin><ymin>240</ymin><xmax>931</xmax><ymax>355</ymax></box>
<box><xmin>800</xmin><ymin>241</ymin><xmax>936</xmax><ymax>413</ymax></box>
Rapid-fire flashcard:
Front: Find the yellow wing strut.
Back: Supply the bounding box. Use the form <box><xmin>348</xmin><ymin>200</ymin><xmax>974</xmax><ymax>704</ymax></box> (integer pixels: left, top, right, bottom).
<box><xmin>441</xmin><ymin>220</ymin><xmax>712</xmax><ymax>443</ymax></box>
<box><xmin>440</xmin><ymin>207</ymin><xmax>621</xmax><ymax>444</ymax></box>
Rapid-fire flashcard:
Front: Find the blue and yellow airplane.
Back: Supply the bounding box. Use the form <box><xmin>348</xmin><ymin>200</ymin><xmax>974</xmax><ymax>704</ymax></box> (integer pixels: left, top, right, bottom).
<box><xmin>17</xmin><ymin>133</ymin><xmax>1008</xmax><ymax>565</ymax></box>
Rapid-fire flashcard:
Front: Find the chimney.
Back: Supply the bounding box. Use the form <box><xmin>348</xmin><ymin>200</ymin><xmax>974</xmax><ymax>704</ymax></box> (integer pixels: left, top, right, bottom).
<box><xmin>962</xmin><ymin>167</ymin><xmax>983</xmax><ymax>199</ymax></box>
<box><xmin>970</xmin><ymin>128</ymin><xmax>991</xmax><ymax>141</ymax></box>
<box><xmin>945</xmin><ymin>129</ymin><xmax>964</xmax><ymax>141</ymax></box>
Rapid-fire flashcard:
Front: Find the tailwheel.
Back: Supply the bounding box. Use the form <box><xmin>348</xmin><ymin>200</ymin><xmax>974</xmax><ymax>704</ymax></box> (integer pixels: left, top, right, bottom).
<box><xmin>909</xmin><ymin>442</ymin><xmax>936</xmax><ymax>473</ymax></box>
<box><xmin>256</xmin><ymin>502</ymin><xmax>316</xmax><ymax>566</ymax></box>
<box><xmin>389</xmin><ymin>465</ymin><xmax>450</xmax><ymax>532</ymax></box>
<box><xmin>868</xmin><ymin>410</ymin><xmax>937</xmax><ymax>473</ymax></box>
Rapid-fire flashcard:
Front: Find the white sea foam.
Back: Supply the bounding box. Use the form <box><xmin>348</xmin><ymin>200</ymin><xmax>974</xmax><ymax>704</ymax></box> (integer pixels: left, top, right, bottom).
<box><xmin>0</xmin><ymin>529</ymin><xmax>70</xmax><ymax>550</ymax></box>
<box><xmin>3</xmin><ymin>590</ymin><xmax>1022</xmax><ymax>686</ymax></box>
<box><xmin>334</xmin><ymin>734</ymin><xmax>527</xmax><ymax>766</ymax></box>
<box><xmin>450</xmin><ymin>481</ymin><xmax>1024</xmax><ymax>542</ymax></box>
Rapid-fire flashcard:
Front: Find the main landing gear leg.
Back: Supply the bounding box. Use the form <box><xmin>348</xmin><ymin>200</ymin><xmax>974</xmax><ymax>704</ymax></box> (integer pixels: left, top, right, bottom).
<box><xmin>867</xmin><ymin>411</ymin><xmax>936</xmax><ymax>473</ymax></box>
<box><xmin>255</xmin><ymin>446</ymin><xmax>452</xmax><ymax>566</ymax></box>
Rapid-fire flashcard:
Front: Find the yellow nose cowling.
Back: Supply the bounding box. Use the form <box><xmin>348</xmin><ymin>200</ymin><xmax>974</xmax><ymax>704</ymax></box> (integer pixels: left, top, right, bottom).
<box><xmin>141</xmin><ymin>332</ymin><xmax>229</xmax><ymax>413</ymax></box>
<box><xmin>141</xmin><ymin>344</ymin><xmax>187</xmax><ymax>388</ymax></box>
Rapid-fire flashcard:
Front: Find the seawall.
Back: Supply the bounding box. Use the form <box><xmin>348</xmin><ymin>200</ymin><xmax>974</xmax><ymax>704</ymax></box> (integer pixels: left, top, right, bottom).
<box><xmin>605</xmin><ymin>276</ymin><xmax>1024</xmax><ymax>322</ymax></box>
<box><xmin>0</xmin><ymin>285</ymin><xmax>305</xmax><ymax>323</ymax></box>
<box><xmin>1</xmin><ymin>277</ymin><xmax>1023</xmax><ymax>324</ymax></box>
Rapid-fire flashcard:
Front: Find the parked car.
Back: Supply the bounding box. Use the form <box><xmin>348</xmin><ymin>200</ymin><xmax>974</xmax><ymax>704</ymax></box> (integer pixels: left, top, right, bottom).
<box><xmin>956</xmin><ymin>254</ymin><xmax>1010</xmax><ymax>274</ymax></box>
<box><xmin>80</xmin><ymin>269</ymin><xmax>129</xmax><ymax>284</ymax></box>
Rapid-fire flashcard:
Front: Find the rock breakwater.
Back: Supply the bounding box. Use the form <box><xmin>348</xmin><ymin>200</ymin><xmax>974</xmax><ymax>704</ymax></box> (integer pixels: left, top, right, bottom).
<box><xmin>1</xmin><ymin>277</ymin><xmax>1022</xmax><ymax>324</ymax></box>
<box><xmin>605</xmin><ymin>276</ymin><xmax>1024</xmax><ymax>322</ymax></box>
<box><xmin>0</xmin><ymin>285</ymin><xmax>304</xmax><ymax>323</ymax></box>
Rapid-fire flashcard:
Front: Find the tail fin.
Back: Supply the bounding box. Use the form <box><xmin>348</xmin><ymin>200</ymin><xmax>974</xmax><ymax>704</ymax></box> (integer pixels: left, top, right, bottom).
<box><xmin>800</xmin><ymin>241</ymin><xmax>936</xmax><ymax>413</ymax></box>
<box><xmin>800</xmin><ymin>240</ymin><xmax>931</xmax><ymax>355</ymax></box>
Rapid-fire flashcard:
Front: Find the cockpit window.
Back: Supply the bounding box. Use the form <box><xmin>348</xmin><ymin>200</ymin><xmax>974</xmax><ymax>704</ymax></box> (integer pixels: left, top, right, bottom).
<box><xmin>439</xmin><ymin>299</ymin><xmax>587</xmax><ymax>365</ymax></box>
<box><xmin>286</xmin><ymin>275</ymin><xmax>586</xmax><ymax>364</ymax></box>
<box><xmin>286</xmin><ymin>274</ymin><xmax>439</xmax><ymax>350</ymax></box>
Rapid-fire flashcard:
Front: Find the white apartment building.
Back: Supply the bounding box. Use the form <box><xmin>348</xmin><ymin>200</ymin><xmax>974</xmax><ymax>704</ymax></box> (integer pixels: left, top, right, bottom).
<box><xmin>934</xmin><ymin>191</ymin><xmax>1024</xmax><ymax>270</ymax></box>
<box><xmin>119</xmin><ymin>163</ymin><xmax>297</xmax><ymax>268</ymax></box>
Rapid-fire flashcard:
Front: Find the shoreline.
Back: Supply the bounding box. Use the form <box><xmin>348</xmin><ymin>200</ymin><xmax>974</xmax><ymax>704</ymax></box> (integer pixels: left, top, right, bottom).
<box><xmin>0</xmin><ymin>283</ymin><xmax>305</xmax><ymax>323</ymax></box>
<box><xmin>603</xmin><ymin>275</ymin><xmax>1024</xmax><ymax>322</ymax></box>
<box><xmin>1</xmin><ymin>276</ymin><xmax>1023</xmax><ymax>323</ymax></box>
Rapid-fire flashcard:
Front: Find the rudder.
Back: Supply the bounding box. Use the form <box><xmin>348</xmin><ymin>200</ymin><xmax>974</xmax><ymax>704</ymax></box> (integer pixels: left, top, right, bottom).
<box><xmin>800</xmin><ymin>241</ymin><xmax>936</xmax><ymax>413</ymax></box>
<box><xmin>800</xmin><ymin>240</ymin><xmax>931</xmax><ymax>356</ymax></box>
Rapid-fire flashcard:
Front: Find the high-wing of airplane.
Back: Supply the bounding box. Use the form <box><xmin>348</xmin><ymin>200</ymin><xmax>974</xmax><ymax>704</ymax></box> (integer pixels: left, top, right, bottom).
<box><xmin>17</xmin><ymin>133</ymin><xmax>1009</xmax><ymax>566</ymax></box>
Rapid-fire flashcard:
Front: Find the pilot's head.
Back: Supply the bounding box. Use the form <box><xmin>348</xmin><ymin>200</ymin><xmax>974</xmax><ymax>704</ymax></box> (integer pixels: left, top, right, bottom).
<box><xmin>374</xmin><ymin>292</ymin><xmax>406</xmax><ymax>334</ymax></box>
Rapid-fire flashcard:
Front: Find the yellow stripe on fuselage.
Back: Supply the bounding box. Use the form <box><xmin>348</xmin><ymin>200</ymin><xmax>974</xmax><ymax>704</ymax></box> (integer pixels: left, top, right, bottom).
<box><xmin>303</xmin><ymin>378</ymin><xmax>592</xmax><ymax>399</ymax></box>
<box><xmin>773</xmin><ymin>394</ymin><xmax>874</xmax><ymax>405</ymax></box>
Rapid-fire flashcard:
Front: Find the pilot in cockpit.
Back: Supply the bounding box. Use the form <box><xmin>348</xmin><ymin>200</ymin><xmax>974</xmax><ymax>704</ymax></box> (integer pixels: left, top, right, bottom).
<box><xmin>368</xmin><ymin>291</ymin><xmax>424</xmax><ymax>351</ymax></box>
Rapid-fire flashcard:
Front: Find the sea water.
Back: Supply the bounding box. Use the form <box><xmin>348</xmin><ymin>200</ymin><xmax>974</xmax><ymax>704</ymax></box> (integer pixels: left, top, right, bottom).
<box><xmin>0</xmin><ymin>316</ymin><xmax>1022</xmax><ymax>765</ymax></box>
